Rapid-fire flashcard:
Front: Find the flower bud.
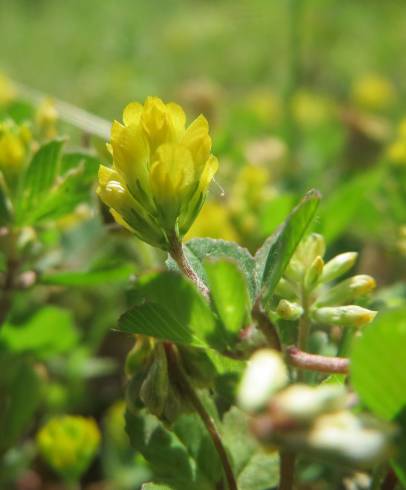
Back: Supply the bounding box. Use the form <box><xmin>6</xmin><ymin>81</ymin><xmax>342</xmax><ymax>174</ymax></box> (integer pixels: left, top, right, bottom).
<box><xmin>270</xmin><ymin>384</ymin><xmax>347</xmax><ymax>424</ymax></box>
<box><xmin>179</xmin><ymin>346</ymin><xmax>217</xmax><ymax>388</ymax></box>
<box><xmin>36</xmin><ymin>97</ymin><xmax>59</xmax><ymax>139</ymax></box>
<box><xmin>284</xmin><ymin>258</ymin><xmax>304</xmax><ymax>282</ymax></box>
<box><xmin>0</xmin><ymin>121</ymin><xmax>30</xmax><ymax>186</ymax></box>
<box><xmin>139</xmin><ymin>343</ymin><xmax>169</xmax><ymax>417</ymax></box>
<box><xmin>36</xmin><ymin>415</ymin><xmax>100</xmax><ymax>482</ymax></box>
<box><xmin>274</xmin><ymin>278</ymin><xmax>297</xmax><ymax>300</ymax></box>
<box><xmin>125</xmin><ymin>335</ymin><xmax>153</xmax><ymax>376</ymax></box>
<box><xmin>312</xmin><ymin>305</ymin><xmax>377</xmax><ymax>328</ymax></box>
<box><xmin>276</xmin><ymin>299</ymin><xmax>303</xmax><ymax>321</ymax></box>
<box><xmin>295</xmin><ymin>233</ymin><xmax>326</xmax><ymax>268</ymax></box>
<box><xmin>304</xmin><ymin>256</ymin><xmax>324</xmax><ymax>291</ymax></box>
<box><xmin>321</xmin><ymin>252</ymin><xmax>358</xmax><ymax>283</ymax></box>
<box><xmin>316</xmin><ymin>275</ymin><xmax>376</xmax><ymax>306</ymax></box>
<box><xmin>308</xmin><ymin>411</ymin><xmax>392</xmax><ymax>466</ymax></box>
<box><xmin>238</xmin><ymin>349</ymin><xmax>288</xmax><ymax>412</ymax></box>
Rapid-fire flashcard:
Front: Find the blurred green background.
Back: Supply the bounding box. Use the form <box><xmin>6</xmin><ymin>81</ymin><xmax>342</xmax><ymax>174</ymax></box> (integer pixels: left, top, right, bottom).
<box><xmin>1</xmin><ymin>0</ymin><xmax>406</xmax><ymax>116</ymax></box>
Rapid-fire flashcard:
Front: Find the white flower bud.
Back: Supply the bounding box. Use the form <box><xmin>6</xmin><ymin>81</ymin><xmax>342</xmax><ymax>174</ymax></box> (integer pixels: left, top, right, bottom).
<box><xmin>321</xmin><ymin>252</ymin><xmax>358</xmax><ymax>283</ymax></box>
<box><xmin>304</xmin><ymin>256</ymin><xmax>324</xmax><ymax>291</ymax></box>
<box><xmin>271</xmin><ymin>384</ymin><xmax>347</xmax><ymax>423</ymax></box>
<box><xmin>238</xmin><ymin>349</ymin><xmax>288</xmax><ymax>412</ymax></box>
<box><xmin>276</xmin><ymin>299</ymin><xmax>303</xmax><ymax>321</ymax></box>
<box><xmin>316</xmin><ymin>275</ymin><xmax>376</xmax><ymax>306</ymax></box>
<box><xmin>312</xmin><ymin>305</ymin><xmax>377</xmax><ymax>328</ymax></box>
<box><xmin>308</xmin><ymin>412</ymin><xmax>391</xmax><ymax>466</ymax></box>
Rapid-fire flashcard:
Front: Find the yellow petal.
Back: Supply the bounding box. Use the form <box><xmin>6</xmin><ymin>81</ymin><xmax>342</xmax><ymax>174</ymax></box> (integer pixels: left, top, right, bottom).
<box><xmin>199</xmin><ymin>155</ymin><xmax>218</xmax><ymax>192</ymax></box>
<box><xmin>123</xmin><ymin>102</ymin><xmax>143</xmax><ymax>127</ymax></box>
<box><xmin>167</xmin><ymin>102</ymin><xmax>186</xmax><ymax>137</ymax></box>
<box><xmin>110</xmin><ymin>120</ymin><xmax>151</xmax><ymax>197</ymax></box>
<box><xmin>182</xmin><ymin>114</ymin><xmax>211</xmax><ymax>169</ymax></box>
<box><xmin>98</xmin><ymin>164</ymin><xmax>120</xmax><ymax>186</ymax></box>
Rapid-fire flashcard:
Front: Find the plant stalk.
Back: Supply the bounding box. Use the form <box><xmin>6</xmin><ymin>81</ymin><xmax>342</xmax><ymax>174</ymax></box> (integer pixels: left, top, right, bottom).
<box><xmin>279</xmin><ymin>451</ymin><xmax>295</xmax><ymax>490</ymax></box>
<box><xmin>168</xmin><ymin>235</ymin><xmax>209</xmax><ymax>298</ymax></box>
<box><xmin>253</xmin><ymin>301</ymin><xmax>282</xmax><ymax>351</ymax></box>
<box><xmin>164</xmin><ymin>343</ymin><xmax>237</xmax><ymax>490</ymax></box>
<box><xmin>0</xmin><ymin>229</ymin><xmax>19</xmax><ymax>327</ymax></box>
<box><xmin>286</xmin><ymin>345</ymin><xmax>349</xmax><ymax>374</ymax></box>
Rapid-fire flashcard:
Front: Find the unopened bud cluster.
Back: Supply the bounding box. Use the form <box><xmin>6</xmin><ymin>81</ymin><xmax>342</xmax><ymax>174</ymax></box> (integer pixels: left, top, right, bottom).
<box><xmin>238</xmin><ymin>349</ymin><xmax>393</xmax><ymax>467</ymax></box>
<box><xmin>274</xmin><ymin>233</ymin><xmax>377</xmax><ymax>329</ymax></box>
<box><xmin>125</xmin><ymin>337</ymin><xmax>216</xmax><ymax>424</ymax></box>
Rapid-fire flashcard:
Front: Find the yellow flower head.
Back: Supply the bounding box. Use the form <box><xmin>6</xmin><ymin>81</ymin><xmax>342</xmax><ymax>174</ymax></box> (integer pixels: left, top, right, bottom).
<box><xmin>0</xmin><ymin>121</ymin><xmax>31</xmax><ymax>186</ymax></box>
<box><xmin>97</xmin><ymin>96</ymin><xmax>218</xmax><ymax>249</ymax></box>
<box><xmin>0</xmin><ymin>74</ymin><xmax>17</xmax><ymax>106</ymax></box>
<box><xmin>36</xmin><ymin>97</ymin><xmax>59</xmax><ymax>138</ymax></box>
<box><xmin>36</xmin><ymin>415</ymin><xmax>101</xmax><ymax>482</ymax></box>
<box><xmin>351</xmin><ymin>75</ymin><xmax>395</xmax><ymax>112</ymax></box>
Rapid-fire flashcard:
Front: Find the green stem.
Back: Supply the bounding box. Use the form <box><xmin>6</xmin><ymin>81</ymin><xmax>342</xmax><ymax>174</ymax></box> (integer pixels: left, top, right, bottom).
<box><xmin>253</xmin><ymin>301</ymin><xmax>282</xmax><ymax>351</ymax></box>
<box><xmin>164</xmin><ymin>343</ymin><xmax>237</xmax><ymax>490</ymax></box>
<box><xmin>337</xmin><ymin>327</ymin><xmax>354</xmax><ymax>358</ymax></box>
<box><xmin>279</xmin><ymin>451</ymin><xmax>295</xmax><ymax>490</ymax></box>
<box><xmin>168</xmin><ymin>235</ymin><xmax>209</xmax><ymax>298</ymax></box>
<box><xmin>0</xmin><ymin>228</ymin><xmax>19</xmax><ymax>327</ymax></box>
<box><xmin>298</xmin><ymin>287</ymin><xmax>310</xmax><ymax>351</ymax></box>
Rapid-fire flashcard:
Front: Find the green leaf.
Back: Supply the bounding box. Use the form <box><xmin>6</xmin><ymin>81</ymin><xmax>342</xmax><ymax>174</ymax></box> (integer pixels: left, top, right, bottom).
<box><xmin>119</xmin><ymin>271</ymin><xmax>226</xmax><ymax>350</ymax></box>
<box><xmin>126</xmin><ymin>409</ymin><xmax>222</xmax><ymax>490</ymax></box>
<box><xmin>0</xmin><ymin>306</ymin><xmax>79</xmax><ymax>360</ymax></box>
<box><xmin>351</xmin><ymin>308</ymin><xmax>406</xmax><ymax>484</ymax></box>
<box><xmin>41</xmin><ymin>263</ymin><xmax>135</xmax><ymax>286</ymax></box>
<box><xmin>167</xmin><ymin>238</ymin><xmax>257</xmax><ymax>302</ymax></box>
<box><xmin>256</xmin><ymin>189</ymin><xmax>321</xmax><ymax>304</ymax></box>
<box><xmin>0</xmin><ymin>356</ymin><xmax>42</xmax><ymax>454</ymax></box>
<box><xmin>259</xmin><ymin>193</ymin><xmax>295</xmax><ymax>237</ymax></box>
<box><xmin>24</xmin><ymin>165</ymin><xmax>88</xmax><ymax>224</ymax></box>
<box><xmin>238</xmin><ymin>452</ymin><xmax>279</xmax><ymax>490</ymax></box>
<box><xmin>60</xmin><ymin>150</ymin><xmax>99</xmax><ymax>181</ymax></box>
<box><xmin>351</xmin><ymin>308</ymin><xmax>406</xmax><ymax>420</ymax></box>
<box><xmin>204</xmin><ymin>259</ymin><xmax>251</xmax><ymax>342</ymax></box>
<box><xmin>222</xmin><ymin>408</ymin><xmax>279</xmax><ymax>490</ymax></box>
<box><xmin>16</xmin><ymin>138</ymin><xmax>65</xmax><ymax>222</ymax></box>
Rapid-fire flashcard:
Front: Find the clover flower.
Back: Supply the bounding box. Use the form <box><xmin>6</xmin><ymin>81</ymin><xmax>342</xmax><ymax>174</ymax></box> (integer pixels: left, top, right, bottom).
<box><xmin>97</xmin><ymin>96</ymin><xmax>218</xmax><ymax>249</ymax></box>
<box><xmin>36</xmin><ymin>415</ymin><xmax>101</xmax><ymax>482</ymax></box>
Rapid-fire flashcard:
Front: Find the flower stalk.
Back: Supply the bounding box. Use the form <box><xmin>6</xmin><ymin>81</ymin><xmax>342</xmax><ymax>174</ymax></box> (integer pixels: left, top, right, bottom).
<box><xmin>164</xmin><ymin>342</ymin><xmax>237</xmax><ymax>490</ymax></box>
<box><xmin>286</xmin><ymin>346</ymin><xmax>350</xmax><ymax>375</ymax></box>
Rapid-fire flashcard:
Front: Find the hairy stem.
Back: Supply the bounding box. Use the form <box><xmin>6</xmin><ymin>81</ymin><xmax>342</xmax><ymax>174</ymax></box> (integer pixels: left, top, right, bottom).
<box><xmin>164</xmin><ymin>343</ymin><xmax>237</xmax><ymax>490</ymax></box>
<box><xmin>253</xmin><ymin>301</ymin><xmax>282</xmax><ymax>351</ymax></box>
<box><xmin>286</xmin><ymin>346</ymin><xmax>349</xmax><ymax>374</ymax></box>
<box><xmin>298</xmin><ymin>287</ymin><xmax>310</xmax><ymax>351</ymax></box>
<box><xmin>169</xmin><ymin>235</ymin><xmax>209</xmax><ymax>298</ymax></box>
<box><xmin>381</xmin><ymin>469</ymin><xmax>398</xmax><ymax>490</ymax></box>
<box><xmin>279</xmin><ymin>451</ymin><xmax>295</xmax><ymax>490</ymax></box>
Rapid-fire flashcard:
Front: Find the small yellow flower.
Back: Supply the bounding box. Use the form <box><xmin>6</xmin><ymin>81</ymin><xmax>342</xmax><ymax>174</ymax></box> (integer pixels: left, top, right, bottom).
<box><xmin>36</xmin><ymin>415</ymin><xmax>101</xmax><ymax>482</ymax></box>
<box><xmin>0</xmin><ymin>121</ymin><xmax>31</xmax><ymax>187</ymax></box>
<box><xmin>387</xmin><ymin>140</ymin><xmax>406</xmax><ymax>166</ymax></box>
<box><xmin>0</xmin><ymin>74</ymin><xmax>17</xmax><ymax>105</ymax></box>
<box><xmin>292</xmin><ymin>91</ymin><xmax>336</xmax><ymax>128</ymax></box>
<box><xmin>352</xmin><ymin>75</ymin><xmax>395</xmax><ymax>112</ymax></box>
<box><xmin>185</xmin><ymin>201</ymin><xmax>239</xmax><ymax>242</ymax></box>
<box><xmin>36</xmin><ymin>97</ymin><xmax>59</xmax><ymax>138</ymax></box>
<box><xmin>98</xmin><ymin>97</ymin><xmax>218</xmax><ymax>249</ymax></box>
